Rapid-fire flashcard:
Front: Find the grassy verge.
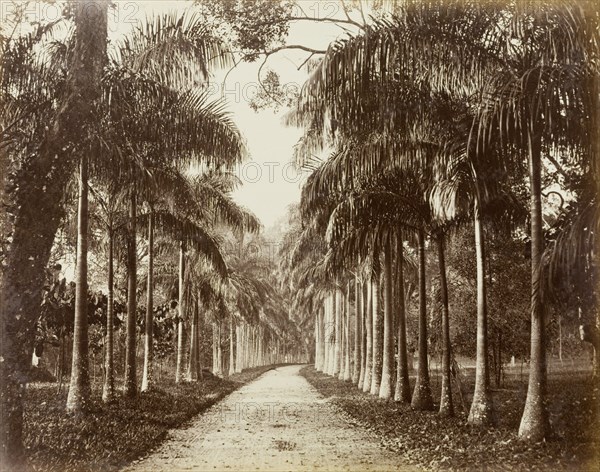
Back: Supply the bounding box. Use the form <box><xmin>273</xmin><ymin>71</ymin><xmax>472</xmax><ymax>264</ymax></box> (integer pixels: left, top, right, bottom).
<box><xmin>24</xmin><ymin>365</ymin><xmax>280</xmax><ymax>472</ymax></box>
<box><xmin>300</xmin><ymin>366</ymin><xmax>599</xmax><ymax>471</ymax></box>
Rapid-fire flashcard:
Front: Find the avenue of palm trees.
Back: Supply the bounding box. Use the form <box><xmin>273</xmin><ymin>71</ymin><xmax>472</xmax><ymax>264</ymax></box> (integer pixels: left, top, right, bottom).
<box><xmin>1</xmin><ymin>3</ymin><xmax>305</xmax><ymax>468</ymax></box>
<box><xmin>0</xmin><ymin>0</ymin><xmax>598</xmax><ymax>470</ymax></box>
<box><xmin>279</xmin><ymin>0</ymin><xmax>598</xmax><ymax>443</ymax></box>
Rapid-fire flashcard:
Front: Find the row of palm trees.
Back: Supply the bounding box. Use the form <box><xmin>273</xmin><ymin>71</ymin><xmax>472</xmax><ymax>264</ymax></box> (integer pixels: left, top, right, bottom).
<box><xmin>281</xmin><ymin>0</ymin><xmax>598</xmax><ymax>442</ymax></box>
<box><xmin>1</xmin><ymin>3</ymin><xmax>302</xmax><ymax>424</ymax></box>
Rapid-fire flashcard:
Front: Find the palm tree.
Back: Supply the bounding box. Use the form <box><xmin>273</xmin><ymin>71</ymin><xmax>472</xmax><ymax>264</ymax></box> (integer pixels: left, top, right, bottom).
<box><xmin>171</xmin><ymin>173</ymin><xmax>259</xmax><ymax>383</ymax></box>
<box><xmin>436</xmin><ymin>230</ymin><xmax>453</xmax><ymax>416</ymax></box>
<box><xmin>59</xmin><ymin>8</ymin><xmax>243</xmax><ymax>405</ymax></box>
<box><xmin>352</xmin><ymin>271</ymin><xmax>362</xmax><ymax>384</ymax></box>
<box><xmin>87</xmin><ymin>179</ymin><xmax>129</xmax><ymax>402</ymax></box>
<box><xmin>1</xmin><ymin>1</ymin><xmax>109</xmax><ymax>429</ymax></box>
<box><xmin>394</xmin><ymin>229</ymin><xmax>411</xmax><ymax>404</ymax></box>
<box><xmin>0</xmin><ymin>5</ymin><xmax>107</xmax><ymax>464</ymax></box>
<box><xmin>379</xmin><ymin>235</ymin><xmax>395</xmax><ymax>399</ymax></box>
<box><xmin>470</xmin><ymin>2</ymin><xmax>598</xmax><ymax>439</ymax></box>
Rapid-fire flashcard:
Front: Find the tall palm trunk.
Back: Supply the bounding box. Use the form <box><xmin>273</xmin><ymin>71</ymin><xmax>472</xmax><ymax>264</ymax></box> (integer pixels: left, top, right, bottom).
<box><xmin>66</xmin><ymin>154</ymin><xmax>91</xmax><ymax>413</ymax></box>
<box><xmin>380</xmin><ymin>238</ymin><xmax>394</xmax><ymax>399</ymax></box>
<box><xmin>243</xmin><ymin>324</ymin><xmax>249</xmax><ymax>370</ymax></box>
<box><xmin>395</xmin><ymin>230</ymin><xmax>411</xmax><ymax>403</ymax></box>
<box><xmin>319</xmin><ymin>310</ymin><xmax>327</xmax><ymax>372</ymax></box>
<box><xmin>102</xmin><ymin>227</ymin><xmax>115</xmax><ymax>402</ymax></box>
<box><xmin>314</xmin><ymin>313</ymin><xmax>319</xmax><ymax>367</ymax></box>
<box><xmin>370</xmin><ymin>273</ymin><xmax>383</xmax><ymax>396</ymax></box>
<box><xmin>362</xmin><ymin>281</ymin><xmax>373</xmax><ymax>392</ymax></box>
<box><xmin>437</xmin><ymin>233</ymin><xmax>453</xmax><ymax>417</ymax></box>
<box><xmin>196</xmin><ymin>298</ymin><xmax>202</xmax><ymax>379</ymax></box>
<box><xmin>215</xmin><ymin>321</ymin><xmax>223</xmax><ymax>377</ymax></box>
<box><xmin>333</xmin><ymin>285</ymin><xmax>342</xmax><ymax>376</ymax></box>
<box><xmin>519</xmin><ymin>127</ymin><xmax>550</xmax><ymax>441</ymax></box>
<box><xmin>187</xmin><ymin>299</ymin><xmax>199</xmax><ymax>381</ymax></box>
<box><xmin>338</xmin><ymin>294</ymin><xmax>346</xmax><ymax>380</ymax></box>
<box><xmin>316</xmin><ymin>308</ymin><xmax>324</xmax><ymax>371</ymax></box>
<box><xmin>353</xmin><ymin>275</ymin><xmax>362</xmax><ymax>384</ymax></box>
<box><xmin>323</xmin><ymin>298</ymin><xmax>331</xmax><ymax>374</ymax></box>
<box><xmin>175</xmin><ymin>241</ymin><xmax>186</xmax><ymax>383</ymax></box>
<box><xmin>229</xmin><ymin>316</ymin><xmax>235</xmax><ymax>377</ymax></box>
<box><xmin>141</xmin><ymin>209</ymin><xmax>154</xmax><ymax>392</ymax></box>
<box><xmin>411</xmin><ymin>228</ymin><xmax>434</xmax><ymax>410</ymax></box>
<box><xmin>236</xmin><ymin>324</ymin><xmax>243</xmax><ymax>373</ymax></box>
<box><xmin>343</xmin><ymin>281</ymin><xmax>352</xmax><ymax>381</ymax></box>
<box><xmin>212</xmin><ymin>324</ymin><xmax>218</xmax><ymax>373</ymax></box>
<box><xmin>359</xmin><ymin>281</ymin><xmax>368</xmax><ymax>390</ymax></box>
<box><xmin>468</xmin><ymin>197</ymin><xmax>492</xmax><ymax>424</ymax></box>
<box><xmin>328</xmin><ymin>293</ymin><xmax>335</xmax><ymax>375</ymax></box>
<box><xmin>124</xmin><ymin>188</ymin><xmax>137</xmax><ymax>398</ymax></box>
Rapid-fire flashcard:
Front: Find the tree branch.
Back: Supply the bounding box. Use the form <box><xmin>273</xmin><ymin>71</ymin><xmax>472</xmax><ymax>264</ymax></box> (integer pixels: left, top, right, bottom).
<box><xmin>297</xmin><ymin>53</ymin><xmax>315</xmax><ymax>71</ymax></box>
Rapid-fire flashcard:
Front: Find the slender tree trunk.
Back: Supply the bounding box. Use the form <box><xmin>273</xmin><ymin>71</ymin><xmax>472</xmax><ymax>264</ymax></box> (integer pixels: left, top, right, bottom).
<box><xmin>0</xmin><ymin>1</ymin><xmax>107</xmax><ymax>464</ymax></box>
<box><xmin>437</xmin><ymin>233</ymin><xmax>454</xmax><ymax>417</ymax></box>
<box><xmin>212</xmin><ymin>324</ymin><xmax>217</xmax><ymax>373</ymax></box>
<box><xmin>328</xmin><ymin>293</ymin><xmax>335</xmax><ymax>375</ymax></box>
<box><xmin>316</xmin><ymin>308</ymin><xmax>324</xmax><ymax>371</ymax></box>
<box><xmin>411</xmin><ymin>228</ymin><xmax>434</xmax><ymax>410</ymax></box>
<box><xmin>380</xmin><ymin>238</ymin><xmax>394</xmax><ymax>399</ymax></box>
<box><xmin>370</xmin><ymin>274</ymin><xmax>383</xmax><ymax>396</ymax></box>
<box><xmin>338</xmin><ymin>294</ymin><xmax>346</xmax><ymax>380</ymax></box>
<box><xmin>258</xmin><ymin>327</ymin><xmax>263</xmax><ymax>366</ymax></box>
<box><xmin>395</xmin><ymin>231</ymin><xmax>411</xmax><ymax>403</ymax></box>
<box><xmin>124</xmin><ymin>189</ymin><xmax>137</xmax><ymax>398</ymax></box>
<box><xmin>519</xmin><ymin>127</ymin><xmax>550</xmax><ymax>441</ymax></box>
<box><xmin>314</xmin><ymin>313</ymin><xmax>319</xmax><ymax>368</ymax></box>
<box><xmin>338</xmin><ymin>296</ymin><xmax>348</xmax><ymax>380</ymax></box>
<box><xmin>362</xmin><ymin>281</ymin><xmax>373</xmax><ymax>392</ymax></box>
<box><xmin>176</xmin><ymin>242</ymin><xmax>186</xmax><ymax>383</ymax></box>
<box><xmin>102</xmin><ymin>228</ymin><xmax>115</xmax><ymax>402</ymax></box>
<box><xmin>187</xmin><ymin>299</ymin><xmax>199</xmax><ymax>382</ymax></box>
<box><xmin>319</xmin><ymin>309</ymin><xmax>324</xmax><ymax>371</ymax></box>
<box><xmin>229</xmin><ymin>316</ymin><xmax>235</xmax><ymax>377</ymax></box>
<box><xmin>196</xmin><ymin>299</ymin><xmax>202</xmax><ymax>379</ymax></box>
<box><xmin>344</xmin><ymin>281</ymin><xmax>352</xmax><ymax>381</ymax></box>
<box><xmin>353</xmin><ymin>275</ymin><xmax>362</xmax><ymax>384</ymax></box>
<box><xmin>359</xmin><ymin>281</ymin><xmax>367</xmax><ymax>390</ymax></box>
<box><xmin>334</xmin><ymin>285</ymin><xmax>342</xmax><ymax>376</ymax></box>
<box><xmin>243</xmin><ymin>324</ymin><xmax>249</xmax><ymax>371</ymax></box>
<box><xmin>323</xmin><ymin>299</ymin><xmax>330</xmax><ymax>374</ymax></box>
<box><xmin>236</xmin><ymin>324</ymin><xmax>243</xmax><ymax>373</ymax></box>
<box><xmin>468</xmin><ymin>197</ymin><xmax>493</xmax><ymax>424</ymax></box>
<box><xmin>558</xmin><ymin>315</ymin><xmax>563</xmax><ymax>363</ymax></box>
<box><xmin>141</xmin><ymin>210</ymin><xmax>154</xmax><ymax>392</ymax></box>
<box><xmin>215</xmin><ymin>322</ymin><xmax>223</xmax><ymax>376</ymax></box>
<box><xmin>66</xmin><ymin>154</ymin><xmax>91</xmax><ymax>413</ymax></box>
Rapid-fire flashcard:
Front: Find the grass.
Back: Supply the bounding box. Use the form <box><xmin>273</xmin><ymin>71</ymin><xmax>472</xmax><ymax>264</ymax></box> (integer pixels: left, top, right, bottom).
<box><xmin>300</xmin><ymin>365</ymin><xmax>599</xmax><ymax>471</ymax></box>
<box><xmin>23</xmin><ymin>365</ymin><xmax>281</xmax><ymax>472</ymax></box>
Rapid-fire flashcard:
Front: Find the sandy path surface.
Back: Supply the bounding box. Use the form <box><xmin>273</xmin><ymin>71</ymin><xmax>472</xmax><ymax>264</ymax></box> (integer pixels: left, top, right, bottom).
<box><xmin>124</xmin><ymin>365</ymin><xmax>415</xmax><ymax>472</ymax></box>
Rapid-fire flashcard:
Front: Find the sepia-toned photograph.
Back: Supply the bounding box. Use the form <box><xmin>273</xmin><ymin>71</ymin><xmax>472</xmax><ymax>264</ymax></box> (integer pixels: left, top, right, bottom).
<box><xmin>1</xmin><ymin>0</ymin><xmax>598</xmax><ymax>470</ymax></box>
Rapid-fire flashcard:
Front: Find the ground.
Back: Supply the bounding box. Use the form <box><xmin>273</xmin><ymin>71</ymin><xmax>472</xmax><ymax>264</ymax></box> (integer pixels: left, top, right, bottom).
<box><xmin>124</xmin><ymin>365</ymin><xmax>414</xmax><ymax>471</ymax></box>
<box><xmin>23</xmin><ymin>361</ymin><xmax>599</xmax><ymax>471</ymax></box>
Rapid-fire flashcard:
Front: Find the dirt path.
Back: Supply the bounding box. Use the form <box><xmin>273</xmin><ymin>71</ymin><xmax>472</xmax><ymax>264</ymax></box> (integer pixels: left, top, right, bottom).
<box><xmin>124</xmin><ymin>365</ymin><xmax>415</xmax><ymax>471</ymax></box>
